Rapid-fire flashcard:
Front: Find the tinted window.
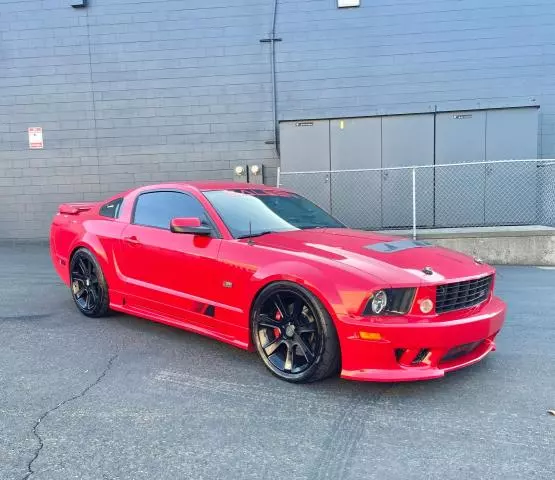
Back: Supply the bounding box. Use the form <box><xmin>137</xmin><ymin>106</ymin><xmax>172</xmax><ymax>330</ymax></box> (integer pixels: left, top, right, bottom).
<box><xmin>133</xmin><ymin>192</ymin><xmax>208</xmax><ymax>229</ymax></box>
<box><xmin>204</xmin><ymin>190</ymin><xmax>344</xmax><ymax>238</ymax></box>
<box><xmin>99</xmin><ymin>198</ymin><xmax>123</xmax><ymax>219</ymax></box>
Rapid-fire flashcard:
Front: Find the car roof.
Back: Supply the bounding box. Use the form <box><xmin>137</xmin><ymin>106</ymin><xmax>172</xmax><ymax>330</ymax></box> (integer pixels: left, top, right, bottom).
<box><xmin>102</xmin><ymin>181</ymin><xmax>287</xmax><ymax>205</ymax></box>
<box><xmin>134</xmin><ymin>181</ymin><xmax>282</xmax><ymax>193</ymax></box>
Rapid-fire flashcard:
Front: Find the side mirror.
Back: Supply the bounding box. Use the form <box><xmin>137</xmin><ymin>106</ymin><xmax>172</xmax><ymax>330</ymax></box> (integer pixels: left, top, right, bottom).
<box><xmin>170</xmin><ymin>217</ymin><xmax>212</xmax><ymax>236</ymax></box>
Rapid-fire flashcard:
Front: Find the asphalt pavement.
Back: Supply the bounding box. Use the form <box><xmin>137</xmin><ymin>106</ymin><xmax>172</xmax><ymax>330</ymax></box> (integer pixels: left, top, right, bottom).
<box><xmin>1</xmin><ymin>244</ymin><xmax>554</xmax><ymax>480</ymax></box>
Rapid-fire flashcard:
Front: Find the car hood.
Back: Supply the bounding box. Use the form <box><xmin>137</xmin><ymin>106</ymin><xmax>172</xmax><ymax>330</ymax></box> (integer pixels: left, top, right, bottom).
<box><xmin>250</xmin><ymin>228</ymin><xmax>494</xmax><ymax>286</ymax></box>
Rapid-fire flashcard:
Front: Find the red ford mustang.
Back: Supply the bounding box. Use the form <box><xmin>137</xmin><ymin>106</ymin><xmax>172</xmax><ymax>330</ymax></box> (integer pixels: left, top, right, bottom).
<box><xmin>50</xmin><ymin>181</ymin><xmax>506</xmax><ymax>383</ymax></box>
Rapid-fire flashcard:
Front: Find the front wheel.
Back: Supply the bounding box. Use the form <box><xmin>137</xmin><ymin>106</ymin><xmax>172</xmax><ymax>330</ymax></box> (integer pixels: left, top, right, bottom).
<box><xmin>251</xmin><ymin>282</ymin><xmax>340</xmax><ymax>383</ymax></box>
<box><xmin>69</xmin><ymin>248</ymin><xmax>110</xmax><ymax>318</ymax></box>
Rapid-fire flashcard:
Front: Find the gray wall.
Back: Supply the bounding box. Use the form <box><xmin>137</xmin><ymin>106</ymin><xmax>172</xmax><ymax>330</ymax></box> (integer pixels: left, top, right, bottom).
<box><xmin>276</xmin><ymin>0</ymin><xmax>555</xmax><ymax>154</ymax></box>
<box><xmin>1</xmin><ymin>0</ymin><xmax>555</xmax><ymax>239</ymax></box>
<box><xmin>0</xmin><ymin>0</ymin><xmax>277</xmax><ymax>239</ymax></box>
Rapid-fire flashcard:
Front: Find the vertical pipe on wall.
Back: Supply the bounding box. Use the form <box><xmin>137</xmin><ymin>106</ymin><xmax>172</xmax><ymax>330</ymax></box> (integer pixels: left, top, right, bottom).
<box><xmin>261</xmin><ymin>0</ymin><xmax>282</xmax><ymax>172</ymax></box>
<box><xmin>270</xmin><ymin>0</ymin><xmax>280</xmax><ymax>158</ymax></box>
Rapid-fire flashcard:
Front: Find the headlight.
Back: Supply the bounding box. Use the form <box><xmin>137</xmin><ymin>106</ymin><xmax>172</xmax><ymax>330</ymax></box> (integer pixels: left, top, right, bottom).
<box><xmin>371</xmin><ymin>290</ymin><xmax>388</xmax><ymax>314</ymax></box>
<box><xmin>363</xmin><ymin>288</ymin><xmax>416</xmax><ymax>316</ymax></box>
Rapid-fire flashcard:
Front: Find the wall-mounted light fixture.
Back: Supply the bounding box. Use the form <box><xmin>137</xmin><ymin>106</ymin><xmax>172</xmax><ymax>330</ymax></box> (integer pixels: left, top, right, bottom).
<box><xmin>70</xmin><ymin>0</ymin><xmax>87</xmax><ymax>8</ymax></box>
<box><xmin>233</xmin><ymin>165</ymin><xmax>248</xmax><ymax>182</ymax></box>
<box><xmin>249</xmin><ymin>164</ymin><xmax>264</xmax><ymax>184</ymax></box>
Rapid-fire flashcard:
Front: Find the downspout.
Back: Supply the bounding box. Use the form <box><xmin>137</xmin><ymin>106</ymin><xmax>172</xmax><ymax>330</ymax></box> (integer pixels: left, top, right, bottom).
<box><xmin>261</xmin><ymin>0</ymin><xmax>281</xmax><ymax>158</ymax></box>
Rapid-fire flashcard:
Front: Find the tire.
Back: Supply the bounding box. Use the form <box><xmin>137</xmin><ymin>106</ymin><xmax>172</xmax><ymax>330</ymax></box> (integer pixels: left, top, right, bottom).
<box><xmin>251</xmin><ymin>281</ymin><xmax>340</xmax><ymax>383</ymax></box>
<box><xmin>69</xmin><ymin>248</ymin><xmax>110</xmax><ymax>318</ymax></box>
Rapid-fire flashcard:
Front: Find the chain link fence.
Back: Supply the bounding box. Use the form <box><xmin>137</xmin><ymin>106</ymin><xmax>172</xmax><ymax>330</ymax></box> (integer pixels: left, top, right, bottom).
<box><xmin>278</xmin><ymin>159</ymin><xmax>555</xmax><ymax>237</ymax></box>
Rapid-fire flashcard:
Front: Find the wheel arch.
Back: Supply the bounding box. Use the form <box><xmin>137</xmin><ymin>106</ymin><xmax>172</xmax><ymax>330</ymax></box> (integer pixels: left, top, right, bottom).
<box><xmin>249</xmin><ymin>278</ymin><xmax>341</xmax><ymax>329</ymax></box>
<box><xmin>68</xmin><ymin>235</ymin><xmax>112</xmax><ymax>286</ymax></box>
<box><xmin>68</xmin><ymin>240</ymin><xmax>112</xmax><ymax>318</ymax></box>
<box><xmin>247</xmin><ymin>260</ymin><xmax>355</xmax><ymax>326</ymax></box>
<box><xmin>248</xmin><ymin>277</ymin><xmax>343</xmax><ymax>382</ymax></box>
<box><xmin>247</xmin><ymin>265</ymin><xmax>346</xmax><ymax>358</ymax></box>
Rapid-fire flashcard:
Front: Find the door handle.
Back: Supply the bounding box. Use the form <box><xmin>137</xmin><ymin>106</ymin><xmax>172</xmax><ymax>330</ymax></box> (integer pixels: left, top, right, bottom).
<box><xmin>123</xmin><ymin>235</ymin><xmax>140</xmax><ymax>245</ymax></box>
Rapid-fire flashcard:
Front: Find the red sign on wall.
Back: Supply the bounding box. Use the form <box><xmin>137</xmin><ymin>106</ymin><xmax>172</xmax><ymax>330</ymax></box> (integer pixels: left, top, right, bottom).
<box><xmin>28</xmin><ymin>127</ymin><xmax>44</xmax><ymax>149</ymax></box>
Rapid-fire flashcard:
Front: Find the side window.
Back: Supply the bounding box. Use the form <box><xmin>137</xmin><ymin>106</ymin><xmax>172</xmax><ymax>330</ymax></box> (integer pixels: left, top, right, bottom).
<box><xmin>99</xmin><ymin>198</ymin><xmax>123</xmax><ymax>219</ymax></box>
<box><xmin>133</xmin><ymin>191</ymin><xmax>208</xmax><ymax>229</ymax></box>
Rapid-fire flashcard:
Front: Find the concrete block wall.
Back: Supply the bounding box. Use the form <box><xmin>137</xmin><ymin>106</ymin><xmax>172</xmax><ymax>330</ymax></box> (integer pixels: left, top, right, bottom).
<box><xmin>0</xmin><ymin>0</ymin><xmax>277</xmax><ymax>239</ymax></box>
<box><xmin>1</xmin><ymin>0</ymin><xmax>555</xmax><ymax>239</ymax></box>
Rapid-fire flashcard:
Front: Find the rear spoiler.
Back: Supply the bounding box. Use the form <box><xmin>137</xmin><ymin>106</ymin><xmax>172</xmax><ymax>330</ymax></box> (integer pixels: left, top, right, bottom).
<box><xmin>58</xmin><ymin>202</ymin><xmax>95</xmax><ymax>215</ymax></box>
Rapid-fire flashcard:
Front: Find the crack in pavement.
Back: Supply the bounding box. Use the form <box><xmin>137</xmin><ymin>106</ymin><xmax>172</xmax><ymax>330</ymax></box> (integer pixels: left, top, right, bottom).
<box><xmin>0</xmin><ymin>314</ymin><xmax>54</xmax><ymax>321</ymax></box>
<box><xmin>21</xmin><ymin>354</ymin><xmax>119</xmax><ymax>480</ymax></box>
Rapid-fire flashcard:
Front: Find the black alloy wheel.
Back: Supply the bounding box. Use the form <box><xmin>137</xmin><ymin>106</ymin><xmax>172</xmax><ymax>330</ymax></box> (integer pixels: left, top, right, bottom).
<box><xmin>252</xmin><ymin>282</ymin><xmax>340</xmax><ymax>383</ymax></box>
<box><xmin>69</xmin><ymin>248</ymin><xmax>110</xmax><ymax>318</ymax></box>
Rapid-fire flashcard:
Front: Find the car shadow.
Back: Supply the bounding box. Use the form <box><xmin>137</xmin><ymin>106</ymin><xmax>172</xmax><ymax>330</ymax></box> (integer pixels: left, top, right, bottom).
<box><xmin>81</xmin><ymin>309</ymin><xmax>497</xmax><ymax>402</ymax></box>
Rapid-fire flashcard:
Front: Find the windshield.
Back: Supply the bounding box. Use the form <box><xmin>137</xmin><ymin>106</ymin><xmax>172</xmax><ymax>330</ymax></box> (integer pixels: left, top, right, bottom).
<box><xmin>203</xmin><ymin>189</ymin><xmax>345</xmax><ymax>238</ymax></box>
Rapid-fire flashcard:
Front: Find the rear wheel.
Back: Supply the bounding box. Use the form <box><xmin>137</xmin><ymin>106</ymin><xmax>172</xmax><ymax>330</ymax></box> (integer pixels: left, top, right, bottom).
<box><xmin>69</xmin><ymin>248</ymin><xmax>110</xmax><ymax>318</ymax></box>
<box><xmin>251</xmin><ymin>282</ymin><xmax>340</xmax><ymax>383</ymax></box>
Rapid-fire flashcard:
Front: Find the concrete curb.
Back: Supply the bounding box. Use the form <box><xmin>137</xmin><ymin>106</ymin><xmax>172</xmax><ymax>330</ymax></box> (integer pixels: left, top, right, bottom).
<box><xmin>381</xmin><ymin>225</ymin><xmax>555</xmax><ymax>239</ymax></box>
<box><xmin>379</xmin><ymin>226</ymin><xmax>555</xmax><ymax>265</ymax></box>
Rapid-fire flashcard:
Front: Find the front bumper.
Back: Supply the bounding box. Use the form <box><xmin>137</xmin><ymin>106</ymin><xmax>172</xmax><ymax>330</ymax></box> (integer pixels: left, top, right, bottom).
<box><xmin>336</xmin><ymin>296</ymin><xmax>506</xmax><ymax>382</ymax></box>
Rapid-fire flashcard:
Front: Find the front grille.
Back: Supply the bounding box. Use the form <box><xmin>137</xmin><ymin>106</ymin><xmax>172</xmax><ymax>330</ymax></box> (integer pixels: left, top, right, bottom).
<box><xmin>436</xmin><ymin>275</ymin><xmax>493</xmax><ymax>313</ymax></box>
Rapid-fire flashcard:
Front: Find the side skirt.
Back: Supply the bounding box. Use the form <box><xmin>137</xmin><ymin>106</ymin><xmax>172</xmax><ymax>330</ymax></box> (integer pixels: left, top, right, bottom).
<box><xmin>109</xmin><ymin>302</ymin><xmax>251</xmax><ymax>351</ymax></box>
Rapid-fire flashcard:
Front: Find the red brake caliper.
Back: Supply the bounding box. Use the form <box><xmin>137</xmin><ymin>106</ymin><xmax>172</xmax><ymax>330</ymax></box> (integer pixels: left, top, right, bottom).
<box><xmin>274</xmin><ymin>311</ymin><xmax>282</xmax><ymax>338</ymax></box>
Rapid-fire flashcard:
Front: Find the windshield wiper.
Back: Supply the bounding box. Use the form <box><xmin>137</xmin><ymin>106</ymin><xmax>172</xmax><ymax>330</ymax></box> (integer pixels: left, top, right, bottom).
<box><xmin>236</xmin><ymin>230</ymin><xmax>276</xmax><ymax>239</ymax></box>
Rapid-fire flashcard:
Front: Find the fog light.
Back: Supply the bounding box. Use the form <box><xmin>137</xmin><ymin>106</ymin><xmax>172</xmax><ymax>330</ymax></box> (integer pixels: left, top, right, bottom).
<box><xmin>371</xmin><ymin>290</ymin><xmax>388</xmax><ymax>314</ymax></box>
<box><xmin>359</xmin><ymin>331</ymin><xmax>382</xmax><ymax>341</ymax></box>
<box><xmin>419</xmin><ymin>298</ymin><xmax>434</xmax><ymax>314</ymax></box>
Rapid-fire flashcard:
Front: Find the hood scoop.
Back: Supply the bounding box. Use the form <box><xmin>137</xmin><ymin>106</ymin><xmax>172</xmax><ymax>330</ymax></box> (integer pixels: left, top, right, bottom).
<box><xmin>365</xmin><ymin>239</ymin><xmax>432</xmax><ymax>253</ymax></box>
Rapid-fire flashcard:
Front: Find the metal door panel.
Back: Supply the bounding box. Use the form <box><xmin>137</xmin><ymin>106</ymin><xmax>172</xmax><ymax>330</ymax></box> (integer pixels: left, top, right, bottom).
<box><xmin>485</xmin><ymin>108</ymin><xmax>539</xmax><ymax>225</ymax></box>
<box><xmin>330</xmin><ymin>117</ymin><xmax>381</xmax><ymax>229</ymax></box>
<box><xmin>381</xmin><ymin>114</ymin><xmax>434</xmax><ymax>228</ymax></box>
<box><xmin>435</xmin><ymin>111</ymin><xmax>486</xmax><ymax>227</ymax></box>
<box><xmin>279</xmin><ymin>120</ymin><xmax>331</xmax><ymax>211</ymax></box>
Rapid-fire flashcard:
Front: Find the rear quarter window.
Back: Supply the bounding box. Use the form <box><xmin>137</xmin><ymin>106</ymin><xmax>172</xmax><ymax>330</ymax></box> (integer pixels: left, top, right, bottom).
<box><xmin>99</xmin><ymin>198</ymin><xmax>123</xmax><ymax>219</ymax></box>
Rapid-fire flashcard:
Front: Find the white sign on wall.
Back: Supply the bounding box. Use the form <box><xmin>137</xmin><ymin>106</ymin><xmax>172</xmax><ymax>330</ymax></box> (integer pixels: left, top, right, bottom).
<box><xmin>338</xmin><ymin>0</ymin><xmax>360</xmax><ymax>7</ymax></box>
<box><xmin>28</xmin><ymin>127</ymin><xmax>44</xmax><ymax>149</ymax></box>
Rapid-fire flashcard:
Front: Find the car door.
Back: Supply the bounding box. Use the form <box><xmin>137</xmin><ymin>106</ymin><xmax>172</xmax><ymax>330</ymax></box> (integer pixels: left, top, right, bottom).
<box><xmin>116</xmin><ymin>190</ymin><xmax>222</xmax><ymax>324</ymax></box>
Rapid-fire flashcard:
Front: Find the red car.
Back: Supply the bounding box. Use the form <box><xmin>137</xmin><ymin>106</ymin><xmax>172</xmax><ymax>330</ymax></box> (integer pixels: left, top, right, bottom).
<box><xmin>50</xmin><ymin>182</ymin><xmax>506</xmax><ymax>383</ymax></box>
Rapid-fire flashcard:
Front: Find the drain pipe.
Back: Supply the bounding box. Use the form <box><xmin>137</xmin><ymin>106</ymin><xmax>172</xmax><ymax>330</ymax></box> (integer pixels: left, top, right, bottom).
<box><xmin>260</xmin><ymin>0</ymin><xmax>281</xmax><ymax>158</ymax></box>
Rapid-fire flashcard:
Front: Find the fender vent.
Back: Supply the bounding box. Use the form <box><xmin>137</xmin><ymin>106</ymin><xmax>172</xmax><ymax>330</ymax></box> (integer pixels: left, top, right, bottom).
<box><xmin>395</xmin><ymin>348</ymin><xmax>430</xmax><ymax>366</ymax></box>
